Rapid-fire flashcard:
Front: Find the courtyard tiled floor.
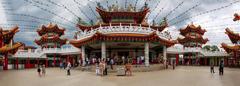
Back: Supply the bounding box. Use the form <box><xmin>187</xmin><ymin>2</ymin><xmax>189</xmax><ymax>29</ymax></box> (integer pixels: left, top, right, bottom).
<box><xmin>0</xmin><ymin>66</ymin><xmax>240</xmax><ymax>86</ymax></box>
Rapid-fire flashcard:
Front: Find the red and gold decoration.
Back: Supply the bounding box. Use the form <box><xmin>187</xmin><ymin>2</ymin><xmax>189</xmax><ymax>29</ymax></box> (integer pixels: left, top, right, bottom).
<box><xmin>35</xmin><ymin>23</ymin><xmax>67</xmax><ymax>48</ymax></box>
<box><xmin>0</xmin><ymin>26</ymin><xmax>23</xmax><ymax>70</ymax></box>
<box><xmin>70</xmin><ymin>31</ymin><xmax>176</xmax><ymax>48</ymax></box>
<box><xmin>178</xmin><ymin>23</ymin><xmax>208</xmax><ymax>47</ymax></box>
<box><xmin>70</xmin><ymin>3</ymin><xmax>175</xmax><ymax>48</ymax></box>
<box><xmin>177</xmin><ymin>23</ymin><xmax>208</xmax><ymax>65</ymax></box>
<box><xmin>221</xmin><ymin>28</ymin><xmax>240</xmax><ymax>66</ymax></box>
<box><xmin>35</xmin><ymin>23</ymin><xmax>67</xmax><ymax>67</ymax></box>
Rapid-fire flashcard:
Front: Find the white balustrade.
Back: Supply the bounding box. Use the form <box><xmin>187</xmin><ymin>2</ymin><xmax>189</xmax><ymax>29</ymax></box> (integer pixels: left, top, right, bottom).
<box><xmin>76</xmin><ymin>25</ymin><xmax>171</xmax><ymax>40</ymax></box>
<box><xmin>13</xmin><ymin>47</ymin><xmax>81</xmax><ymax>58</ymax></box>
<box><xmin>167</xmin><ymin>47</ymin><xmax>229</xmax><ymax>57</ymax></box>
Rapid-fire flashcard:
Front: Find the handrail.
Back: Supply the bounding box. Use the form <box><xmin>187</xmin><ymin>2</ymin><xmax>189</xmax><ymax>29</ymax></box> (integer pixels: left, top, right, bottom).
<box><xmin>167</xmin><ymin>47</ymin><xmax>229</xmax><ymax>57</ymax></box>
<box><xmin>76</xmin><ymin>25</ymin><xmax>171</xmax><ymax>40</ymax></box>
<box><xmin>13</xmin><ymin>47</ymin><xmax>81</xmax><ymax>58</ymax></box>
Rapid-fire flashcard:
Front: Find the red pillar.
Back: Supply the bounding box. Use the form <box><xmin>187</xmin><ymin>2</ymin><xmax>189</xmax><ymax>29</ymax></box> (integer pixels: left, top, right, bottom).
<box><xmin>234</xmin><ymin>51</ymin><xmax>237</xmax><ymax>65</ymax></box>
<box><xmin>16</xmin><ymin>58</ymin><xmax>18</xmax><ymax>69</ymax></box>
<box><xmin>37</xmin><ymin>58</ymin><xmax>39</xmax><ymax>65</ymax></box>
<box><xmin>54</xmin><ymin>44</ymin><xmax>57</xmax><ymax>66</ymax></box>
<box><xmin>196</xmin><ymin>53</ymin><xmax>198</xmax><ymax>65</ymax></box>
<box><xmin>199</xmin><ymin>58</ymin><xmax>202</xmax><ymax>65</ymax></box>
<box><xmin>27</xmin><ymin>58</ymin><xmax>30</xmax><ymax>68</ymax></box>
<box><xmin>224</xmin><ymin>58</ymin><xmax>227</xmax><ymax>67</ymax></box>
<box><xmin>45</xmin><ymin>58</ymin><xmax>48</xmax><ymax>67</ymax></box>
<box><xmin>188</xmin><ymin>54</ymin><xmax>191</xmax><ymax>65</ymax></box>
<box><xmin>3</xmin><ymin>54</ymin><xmax>8</xmax><ymax>70</ymax></box>
<box><xmin>67</xmin><ymin>55</ymin><xmax>69</xmax><ymax>63</ymax></box>
<box><xmin>59</xmin><ymin>57</ymin><xmax>62</xmax><ymax>63</ymax></box>
<box><xmin>54</xmin><ymin>54</ymin><xmax>56</xmax><ymax>67</ymax></box>
<box><xmin>176</xmin><ymin>54</ymin><xmax>179</xmax><ymax>65</ymax></box>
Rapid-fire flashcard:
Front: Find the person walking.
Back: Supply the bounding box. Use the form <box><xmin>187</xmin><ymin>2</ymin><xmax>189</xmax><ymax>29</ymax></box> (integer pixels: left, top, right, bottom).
<box><xmin>99</xmin><ymin>61</ymin><xmax>104</xmax><ymax>76</ymax></box>
<box><xmin>103</xmin><ymin>60</ymin><xmax>108</xmax><ymax>75</ymax></box>
<box><xmin>37</xmin><ymin>65</ymin><xmax>41</xmax><ymax>77</ymax></box>
<box><xmin>210</xmin><ymin>62</ymin><xmax>215</xmax><ymax>73</ymax></box>
<box><xmin>141</xmin><ymin>56</ymin><xmax>144</xmax><ymax>65</ymax></box>
<box><xmin>66</xmin><ymin>62</ymin><xmax>71</xmax><ymax>76</ymax></box>
<box><xmin>59</xmin><ymin>62</ymin><xmax>63</xmax><ymax>69</ymax></box>
<box><xmin>110</xmin><ymin>58</ymin><xmax>114</xmax><ymax>70</ymax></box>
<box><xmin>96</xmin><ymin>64</ymin><xmax>100</xmax><ymax>76</ymax></box>
<box><xmin>219</xmin><ymin>60</ymin><xmax>224</xmax><ymax>75</ymax></box>
<box><xmin>137</xmin><ymin>56</ymin><xmax>140</xmax><ymax>67</ymax></box>
<box><xmin>42</xmin><ymin>65</ymin><xmax>46</xmax><ymax>76</ymax></box>
<box><xmin>172</xmin><ymin>61</ymin><xmax>175</xmax><ymax>70</ymax></box>
<box><xmin>125</xmin><ymin>62</ymin><xmax>132</xmax><ymax>76</ymax></box>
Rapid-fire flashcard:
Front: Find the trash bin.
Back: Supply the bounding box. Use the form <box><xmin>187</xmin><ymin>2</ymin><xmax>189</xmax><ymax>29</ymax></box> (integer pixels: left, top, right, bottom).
<box><xmin>117</xmin><ymin>66</ymin><xmax>125</xmax><ymax>76</ymax></box>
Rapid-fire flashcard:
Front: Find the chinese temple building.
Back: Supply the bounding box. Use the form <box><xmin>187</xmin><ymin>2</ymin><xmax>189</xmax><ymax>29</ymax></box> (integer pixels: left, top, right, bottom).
<box><xmin>0</xmin><ymin>26</ymin><xmax>23</xmax><ymax>70</ymax></box>
<box><xmin>35</xmin><ymin>23</ymin><xmax>67</xmax><ymax>67</ymax></box>
<box><xmin>221</xmin><ymin>28</ymin><xmax>240</xmax><ymax>67</ymax></box>
<box><xmin>70</xmin><ymin>3</ymin><xmax>176</xmax><ymax>66</ymax></box>
<box><xmin>35</xmin><ymin>23</ymin><xmax>67</xmax><ymax>48</ymax></box>
<box><xmin>177</xmin><ymin>23</ymin><xmax>209</xmax><ymax>65</ymax></box>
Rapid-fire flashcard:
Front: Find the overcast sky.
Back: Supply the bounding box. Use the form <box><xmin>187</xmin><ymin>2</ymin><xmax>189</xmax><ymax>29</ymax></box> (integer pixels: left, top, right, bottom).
<box><xmin>1</xmin><ymin>0</ymin><xmax>240</xmax><ymax>48</ymax></box>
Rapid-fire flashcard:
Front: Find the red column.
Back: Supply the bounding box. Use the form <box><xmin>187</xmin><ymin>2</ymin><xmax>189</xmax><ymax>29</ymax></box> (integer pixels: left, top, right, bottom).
<box><xmin>27</xmin><ymin>58</ymin><xmax>30</xmax><ymax>68</ymax></box>
<box><xmin>67</xmin><ymin>55</ymin><xmax>69</xmax><ymax>63</ymax></box>
<box><xmin>224</xmin><ymin>58</ymin><xmax>227</xmax><ymax>67</ymax></box>
<box><xmin>16</xmin><ymin>58</ymin><xmax>18</xmax><ymax>69</ymax></box>
<box><xmin>176</xmin><ymin>54</ymin><xmax>179</xmax><ymax>65</ymax></box>
<box><xmin>234</xmin><ymin>51</ymin><xmax>237</xmax><ymax>65</ymax></box>
<box><xmin>0</xmin><ymin>36</ymin><xmax>3</xmax><ymax>47</ymax></box>
<box><xmin>37</xmin><ymin>58</ymin><xmax>39</xmax><ymax>65</ymax></box>
<box><xmin>3</xmin><ymin>54</ymin><xmax>8</xmax><ymax>70</ymax></box>
<box><xmin>196</xmin><ymin>53</ymin><xmax>198</xmax><ymax>65</ymax></box>
<box><xmin>188</xmin><ymin>54</ymin><xmax>190</xmax><ymax>65</ymax></box>
<box><xmin>199</xmin><ymin>58</ymin><xmax>202</xmax><ymax>65</ymax></box>
<box><xmin>45</xmin><ymin>58</ymin><xmax>48</xmax><ymax>67</ymax></box>
<box><xmin>54</xmin><ymin>54</ymin><xmax>56</xmax><ymax>66</ymax></box>
<box><xmin>59</xmin><ymin>57</ymin><xmax>62</xmax><ymax>63</ymax></box>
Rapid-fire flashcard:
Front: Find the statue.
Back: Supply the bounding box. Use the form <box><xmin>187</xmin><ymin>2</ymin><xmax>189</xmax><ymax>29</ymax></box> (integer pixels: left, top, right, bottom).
<box><xmin>127</xmin><ymin>4</ymin><xmax>134</xmax><ymax>12</ymax></box>
<box><xmin>159</xmin><ymin>17</ymin><xmax>168</xmax><ymax>26</ymax></box>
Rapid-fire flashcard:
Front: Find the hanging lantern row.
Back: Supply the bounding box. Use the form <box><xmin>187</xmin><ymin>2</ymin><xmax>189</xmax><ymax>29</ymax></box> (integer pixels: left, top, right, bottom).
<box><xmin>6</xmin><ymin>13</ymin><xmax>75</xmax><ymax>29</ymax></box>
<box><xmin>168</xmin><ymin>2</ymin><xmax>201</xmax><ymax>23</ymax></box>
<box><xmin>170</xmin><ymin>0</ymin><xmax>240</xmax><ymax>26</ymax></box>
<box><xmin>73</xmin><ymin>0</ymin><xmax>94</xmax><ymax>23</ymax></box>
<box><xmin>24</xmin><ymin>0</ymin><xmax>76</xmax><ymax>25</ymax></box>
<box><xmin>145</xmin><ymin>0</ymin><xmax>162</xmax><ymax>19</ymax></box>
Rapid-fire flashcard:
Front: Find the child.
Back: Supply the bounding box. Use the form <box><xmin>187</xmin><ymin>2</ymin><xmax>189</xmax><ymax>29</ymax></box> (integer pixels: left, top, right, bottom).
<box><xmin>37</xmin><ymin>65</ymin><xmax>41</xmax><ymax>77</ymax></box>
<box><xmin>96</xmin><ymin>64</ymin><xmax>100</xmax><ymax>76</ymax></box>
<box><xmin>42</xmin><ymin>65</ymin><xmax>46</xmax><ymax>76</ymax></box>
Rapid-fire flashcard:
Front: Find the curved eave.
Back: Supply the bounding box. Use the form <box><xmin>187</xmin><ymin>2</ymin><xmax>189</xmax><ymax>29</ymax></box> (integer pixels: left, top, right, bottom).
<box><xmin>233</xmin><ymin>13</ymin><xmax>240</xmax><ymax>21</ymax></box>
<box><xmin>35</xmin><ymin>36</ymin><xmax>67</xmax><ymax>46</ymax></box>
<box><xmin>96</xmin><ymin>7</ymin><xmax>150</xmax><ymax>24</ymax></box>
<box><xmin>177</xmin><ymin>37</ymin><xmax>208</xmax><ymax>44</ymax></box>
<box><xmin>77</xmin><ymin>23</ymin><xmax>167</xmax><ymax>32</ymax></box>
<box><xmin>180</xmin><ymin>25</ymin><xmax>206</xmax><ymax>36</ymax></box>
<box><xmin>0</xmin><ymin>26</ymin><xmax>19</xmax><ymax>38</ymax></box>
<box><xmin>70</xmin><ymin>32</ymin><xmax>176</xmax><ymax>48</ymax></box>
<box><xmin>221</xmin><ymin>43</ymin><xmax>240</xmax><ymax>53</ymax></box>
<box><xmin>225</xmin><ymin>28</ymin><xmax>240</xmax><ymax>43</ymax></box>
<box><xmin>37</xmin><ymin>24</ymin><xmax>65</xmax><ymax>36</ymax></box>
<box><xmin>0</xmin><ymin>42</ymin><xmax>23</xmax><ymax>54</ymax></box>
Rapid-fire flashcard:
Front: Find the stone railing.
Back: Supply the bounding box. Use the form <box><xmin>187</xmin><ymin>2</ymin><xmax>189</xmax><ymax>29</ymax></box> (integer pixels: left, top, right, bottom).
<box><xmin>13</xmin><ymin>47</ymin><xmax>81</xmax><ymax>58</ymax></box>
<box><xmin>167</xmin><ymin>47</ymin><xmax>229</xmax><ymax>57</ymax></box>
<box><xmin>76</xmin><ymin>23</ymin><xmax>171</xmax><ymax>40</ymax></box>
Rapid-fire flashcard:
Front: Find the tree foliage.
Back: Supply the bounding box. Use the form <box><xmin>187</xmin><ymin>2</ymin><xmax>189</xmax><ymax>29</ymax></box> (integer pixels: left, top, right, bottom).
<box><xmin>203</xmin><ymin>45</ymin><xmax>220</xmax><ymax>51</ymax></box>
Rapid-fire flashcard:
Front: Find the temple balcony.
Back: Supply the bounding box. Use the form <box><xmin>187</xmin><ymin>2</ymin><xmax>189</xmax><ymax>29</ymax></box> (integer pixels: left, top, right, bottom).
<box><xmin>75</xmin><ymin>23</ymin><xmax>172</xmax><ymax>41</ymax></box>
